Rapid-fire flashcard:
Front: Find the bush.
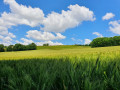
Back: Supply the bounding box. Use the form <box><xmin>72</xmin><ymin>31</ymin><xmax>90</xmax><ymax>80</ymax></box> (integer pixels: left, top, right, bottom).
<box><xmin>0</xmin><ymin>44</ymin><xmax>5</xmax><ymax>52</ymax></box>
<box><xmin>43</xmin><ymin>43</ymin><xmax>49</xmax><ymax>46</ymax></box>
<box><xmin>112</xmin><ymin>36</ymin><xmax>120</xmax><ymax>46</ymax></box>
<box><xmin>13</xmin><ymin>43</ymin><xmax>25</xmax><ymax>51</ymax></box>
<box><xmin>6</xmin><ymin>45</ymin><xmax>13</xmax><ymax>52</ymax></box>
<box><xmin>11</xmin><ymin>43</ymin><xmax>36</xmax><ymax>51</ymax></box>
<box><xmin>27</xmin><ymin>43</ymin><xmax>37</xmax><ymax>50</ymax></box>
<box><xmin>1</xmin><ymin>43</ymin><xmax>37</xmax><ymax>52</ymax></box>
<box><xmin>23</xmin><ymin>45</ymin><xmax>29</xmax><ymax>50</ymax></box>
<box><xmin>91</xmin><ymin>36</ymin><xmax>120</xmax><ymax>48</ymax></box>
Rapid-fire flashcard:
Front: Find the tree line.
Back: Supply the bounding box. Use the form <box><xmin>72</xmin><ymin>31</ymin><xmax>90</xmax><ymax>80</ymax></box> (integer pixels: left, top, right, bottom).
<box><xmin>0</xmin><ymin>43</ymin><xmax>37</xmax><ymax>52</ymax></box>
<box><xmin>1</xmin><ymin>36</ymin><xmax>120</xmax><ymax>52</ymax></box>
<box><xmin>90</xmin><ymin>36</ymin><xmax>120</xmax><ymax>47</ymax></box>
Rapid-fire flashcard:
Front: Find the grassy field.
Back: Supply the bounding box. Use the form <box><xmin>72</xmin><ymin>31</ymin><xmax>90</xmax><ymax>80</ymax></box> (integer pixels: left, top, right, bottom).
<box><xmin>0</xmin><ymin>57</ymin><xmax>120</xmax><ymax>89</ymax></box>
<box><xmin>1</xmin><ymin>45</ymin><xmax>120</xmax><ymax>89</ymax></box>
<box><xmin>0</xmin><ymin>45</ymin><xmax>120</xmax><ymax>60</ymax></box>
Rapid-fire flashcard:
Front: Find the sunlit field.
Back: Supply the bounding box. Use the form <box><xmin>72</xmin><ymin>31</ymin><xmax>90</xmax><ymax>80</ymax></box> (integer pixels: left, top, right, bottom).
<box><xmin>0</xmin><ymin>45</ymin><xmax>120</xmax><ymax>60</ymax></box>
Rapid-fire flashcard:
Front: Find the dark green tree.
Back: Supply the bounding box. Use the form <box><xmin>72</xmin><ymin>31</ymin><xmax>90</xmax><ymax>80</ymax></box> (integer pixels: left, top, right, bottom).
<box><xmin>112</xmin><ymin>36</ymin><xmax>120</xmax><ymax>45</ymax></box>
<box><xmin>13</xmin><ymin>43</ymin><xmax>25</xmax><ymax>51</ymax></box>
<box><xmin>43</xmin><ymin>43</ymin><xmax>49</xmax><ymax>46</ymax></box>
<box><xmin>90</xmin><ymin>36</ymin><xmax>120</xmax><ymax>48</ymax></box>
<box><xmin>27</xmin><ymin>43</ymin><xmax>37</xmax><ymax>50</ymax></box>
<box><xmin>6</xmin><ymin>45</ymin><xmax>13</xmax><ymax>52</ymax></box>
<box><xmin>0</xmin><ymin>44</ymin><xmax>5</xmax><ymax>52</ymax></box>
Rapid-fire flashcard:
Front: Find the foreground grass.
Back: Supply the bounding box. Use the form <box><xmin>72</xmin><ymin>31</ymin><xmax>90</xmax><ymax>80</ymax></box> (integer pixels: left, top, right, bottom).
<box><xmin>0</xmin><ymin>57</ymin><xmax>120</xmax><ymax>90</ymax></box>
<box><xmin>0</xmin><ymin>45</ymin><xmax>120</xmax><ymax>60</ymax></box>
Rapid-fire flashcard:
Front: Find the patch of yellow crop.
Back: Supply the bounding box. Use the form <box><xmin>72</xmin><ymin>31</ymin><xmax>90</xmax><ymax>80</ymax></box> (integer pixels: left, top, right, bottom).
<box><xmin>0</xmin><ymin>46</ymin><xmax>120</xmax><ymax>60</ymax></box>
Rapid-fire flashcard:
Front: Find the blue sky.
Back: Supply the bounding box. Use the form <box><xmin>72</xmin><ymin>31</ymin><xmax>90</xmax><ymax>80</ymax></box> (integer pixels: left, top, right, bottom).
<box><xmin>0</xmin><ymin>0</ymin><xmax>120</xmax><ymax>46</ymax></box>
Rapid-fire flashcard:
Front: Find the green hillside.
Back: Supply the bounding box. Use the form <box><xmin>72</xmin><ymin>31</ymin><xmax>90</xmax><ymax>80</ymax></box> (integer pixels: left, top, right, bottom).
<box><xmin>0</xmin><ymin>45</ymin><xmax>120</xmax><ymax>60</ymax></box>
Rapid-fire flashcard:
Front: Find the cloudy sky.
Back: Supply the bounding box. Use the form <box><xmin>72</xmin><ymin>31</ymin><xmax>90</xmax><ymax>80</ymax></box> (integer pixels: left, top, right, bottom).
<box><xmin>0</xmin><ymin>0</ymin><xmax>120</xmax><ymax>46</ymax></box>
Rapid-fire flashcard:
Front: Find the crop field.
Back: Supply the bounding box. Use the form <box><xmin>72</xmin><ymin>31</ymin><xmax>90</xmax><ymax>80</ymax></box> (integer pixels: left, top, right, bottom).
<box><xmin>1</xmin><ymin>45</ymin><xmax>120</xmax><ymax>89</ymax></box>
<box><xmin>0</xmin><ymin>45</ymin><xmax>120</xmax><ymax>60</ymax></box>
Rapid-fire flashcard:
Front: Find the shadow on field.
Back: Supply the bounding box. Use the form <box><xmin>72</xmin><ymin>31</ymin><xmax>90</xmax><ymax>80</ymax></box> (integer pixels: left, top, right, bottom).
<box><xmin>0</xmin><ymin>58</ymin><xmax>120</xmax><ymax>90</ymax></box>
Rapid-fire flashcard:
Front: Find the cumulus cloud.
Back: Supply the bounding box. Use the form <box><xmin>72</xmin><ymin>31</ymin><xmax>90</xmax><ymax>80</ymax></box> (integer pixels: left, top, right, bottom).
<box><xmin>0</xmin><ymin>0</ymin><xmax>95</xmax><ymax>45</ymax></box>
<box><xmin>109</xmin><ymin>20</ymin><xmax>120</xmax><ymax>35</ymax></box>
<box><xmin>16</xmin><ymin>38</ymin><xmax>63</xmax><ymax>46</ymax></box>
<box><xmin>26</xmin><ymin>30</ymin><xmax>66</xmax><ymax>41</ymax></box>
<box><xmin>1</xmin><ymin>0</ymin><xmax>95</xmax><ymax>33</ymax></box>
<box><xmin>0</xmin><ymin>0</ymin><xmax>44</xmax><ymax>32</ymax></box>
<box><xmin>0</xmin><ymin>26</ymin><xmax>8</xmax><ymax>35</ymax></box>
<box><xmin>0</xmin><ymin>35</ymin><xmax>4</xmax><ymax>39</ymax></box>
<box><xmin>84</xmin><ymin>39</ymin><xmax>91</xmax><ymax>45</ymax></box>
<box><xmin>8</xmin><ymin>33</ymin><xmax>16</xmax><ymax>38</ymax></box>
<box><xmin>41</xmin><ymin>4</ymin><xmax>95</xmax><ymax>32</ymax></box>
<box><xmin>16</xmin><ymin>38</ymin><xmax>33</xmax><ymax>45</ymax></box>
<box><xmin>36</xmin><ymin>41</ymin><xmax>63</xmax><ymax>46</ymax></box>
<box><xmin>71</xmin><ymin>37</ymin><xmax>83</xmax><ymax>44</ymax></box>
<box><xmin>0</xmin><ymin>33</ymin><xmax>16</xmax><ymax>46</ymax></box>
<box><xmin>93</xmin><ymin>32</ymin><xmax>103</xmax><ymax>37</ymax></box>
<box><xmin>102</xmin><ymin>13</ymin><xmax>115</xmax><ymax>20</ymax></box>
<box><xmin>0</xmin><ymin>0</ymin><xmax>44</xmax><ymax>45</ymax></box>
<box><xmin>3</xmin><ymin>0</ymin><xmax>44</xmax><ymax>27</ymax></box>
<box><xmin>0</xmin><ymin>36</ymin><xmax>13</xmax><ymax>46</ymax></box>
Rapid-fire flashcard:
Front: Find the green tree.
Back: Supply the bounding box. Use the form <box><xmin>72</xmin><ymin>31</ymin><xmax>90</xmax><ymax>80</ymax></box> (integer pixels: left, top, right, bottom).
<box><xmin>43</xmin><ymin>43</ymin><xmax>49</xmax><ymax>46</ymax></box>
<box><xmin>13</xmin><ymin>43</ymin><xmax>25</xmax><ymax>51</ymax></box>
<box><xmin>112</xmin><ymin>36</ymin><xmax>120</xmax><ymax>46</ymax></box>
<box><xmin>90</xmin><ymin>36</ymin><xmax>120</xmax><ymax>48</ymax></box>
<box><xmin>7</xmin><ymin>45</ymin><xmax>13</xmax><ymax>52</ymax></box>
<box><xmin>27</xmin><ymin>43</ymin><xmax>37</xmax><ymax>50</ymax></box>
<box><xmin>0</xmin><ymin>44</ymin><xmax>5</xmax><ymax>52</ymax></box>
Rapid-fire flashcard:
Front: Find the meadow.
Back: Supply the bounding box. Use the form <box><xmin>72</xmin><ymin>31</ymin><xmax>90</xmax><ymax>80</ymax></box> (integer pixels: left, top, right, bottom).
<box><xmin>0</xmin><ymin>45</ymin><xmax>120</xmax><ymax>89</ymax></box>
<box><xmin>0</xmin><ymin>45</ymin><xmax>120</xmax><ymax>60</ymax></box>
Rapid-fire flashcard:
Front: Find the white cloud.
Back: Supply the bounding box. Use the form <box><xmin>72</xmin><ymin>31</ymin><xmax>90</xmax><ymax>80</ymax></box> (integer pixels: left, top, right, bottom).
<box><xmin>36</xmin><ymin>41</ymin><xmax>63</xmax><ymax>46</ymax></box>
<box><xmin>0</xmin><ymin>32</ymin><xmax>16</xmax><ymax>46</ymax></box>
<box><xmin>1</xmin><ymin>0</ymin><xmax>95</xmax><ymax>34</ymax></box>
<box><xmin>102</xmin><ymin>13</ymin><xmax>115</xmax><ymax>20</ymax></box>
<box><xmin>0</xmin><ymin>42</ymin><xmax>12</xmax><ymax>46</ymax></box>
<box><xmin>0</xmin><ymin>36</ymin><xmax>13</xmax><ymax>46</ymax></box>
<box><xmin>16</xmin><ymin>38</ymin><xmax>63</xmax><ymax>46</ymax></box>
<box><xmin>0</xmin><ymin>26</ymin><xmax>8</xmax><ymax>35</ymax></box>
<box><xmin>93</xmin><ymin>32</ymin><xmax>103</xmax><ymax>37</ymax></box>
<box><xmin>84</xmin><ymin>39</ymin><xmax>91</xmax><ymax>45</ymax></box>
<box><xmin>16</xmin><ymin>38</ymin><xmax>33</xmax><ymax>45</ymax></box>
<box><xmin>0</xmin><ymin>0</ymin><xmax>44</xmax><ymax>45</ymax></box>
<box><xmin>41</xmin><ymin>4</ymin><xmax>95</xmax><ymax>32</ymax></box>
<box><xmin>8</xmin><ymin>33</ymin><xmax>16</xmax><ymax>38</ymax></box>
<box><xmin>71</xmin><ymin>37</ymin><xmax>83</xmax><ymax>44</ymax></box>
<box><xmin>26</xmin><ymin>30</ymin><xmax>66</xmax><ymax>41</ymax></box>
<box><xmin>0</xmin><ymin>0</ymin><xmax>44</xmax><ymax>32</ymax></box>
<box><xmin>4</xmin><ymin>36</ymin><xmax>12</xmax><ymax>41</ymax></box>
<box><xmin>4</xmin><ymin>0</ymin><xmax>44</xmax><ymax>27</ymax></box>
<box><xmin>0</xmin><ymin>0</ymin><xmax>95</xmax><ymax>45</ymax></box>
<box><xmin>71</xmin><ymin>38</ymin><xmax>76</xmax><ymax>41</ymax></box>
<box><xmin>21</xmin><ymin>38</ymin><xmax>33</xmax><ymax>45</ymax></box>
<box><xmin>109</xmin><ymin>20</ymin><xmax>120</xmax><ymax>35</ymax></box>
<box><xmin>0</xmin><ymin>35</ymin><xmax>4</xmax><ymax>39</ymax></box>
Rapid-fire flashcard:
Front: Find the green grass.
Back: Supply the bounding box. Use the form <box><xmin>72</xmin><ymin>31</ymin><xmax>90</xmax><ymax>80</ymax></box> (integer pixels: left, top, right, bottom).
<box><xmin>1</xmin><ymin>45</ymin><xmax>120</xmax><ymax>89</ymax></box>
<box><xmin>0</xmin><ymin>45</ymin><xmax>120</xmax><ymax>60</ymax></box>
<box><xmin>37</xmin><ymin>45</ymin><xmax>89</xmax><ymax>50</ymax></box>
<box><xmin>0</xmin><ymin>57</ymin><xmax>120</xmax><ymax>90</ymax></box>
